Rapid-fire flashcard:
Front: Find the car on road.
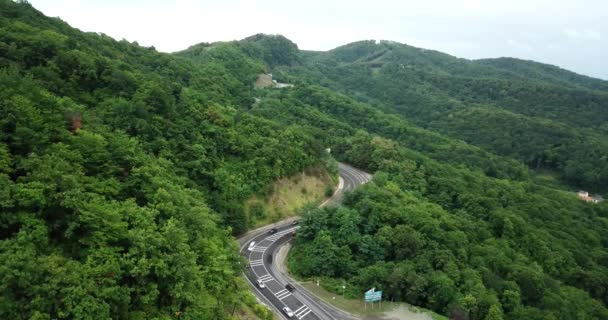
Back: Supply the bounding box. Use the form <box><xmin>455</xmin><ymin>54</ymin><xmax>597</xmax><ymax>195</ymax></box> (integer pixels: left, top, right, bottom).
<box><xmin>256</xmin><ymin>279</ymin><xmax>266</xmax><ymax>289</ymax></box>
<box><xmin>282</xmin><ymin>306</ymin><xmax>294</xmax><ymax>317</ymax></box>
<box><xmin>268</xmin><ymin>228</ymin><xmax>277</xmax><ymax>234</ymax></box>
<box><xmin>248</xmin><ymin>241</ymin><xmax>256</xmax><ymax>251</ymax></box>
<box><xmin>285</xmin><ymin>283</ymin><xmax>295</xmax><ymax>292</ymax></box>
<box><xmin>291</xmin><ymin>220</ymin><xmax>299</xmax><ymax>225</ymax></box>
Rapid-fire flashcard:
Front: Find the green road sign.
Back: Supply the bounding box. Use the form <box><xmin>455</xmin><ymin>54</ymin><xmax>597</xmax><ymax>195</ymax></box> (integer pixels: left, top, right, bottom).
<box><xmin>364</xmin><ymin>290</ymin><xmax>382</xmax><ymax>302</ymax></box>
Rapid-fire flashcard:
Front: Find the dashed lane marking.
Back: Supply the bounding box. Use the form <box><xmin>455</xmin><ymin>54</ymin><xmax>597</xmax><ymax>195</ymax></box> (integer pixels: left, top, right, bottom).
<box><xmin>250</xmin><ymin>246</ymin><xmax>268</xmax><ymax>252</ymax></box>
<box><xmin>294</xmin><ymin>305</ymin><xmax>311</xmax><ymax>319</ymax></box>
<box><xmin>275</xmin><ymin>289</ymin><xmax>292</xmax><ymax>300</ymax></box>
<box><xmin>299</xmin><ymin>309</ymin><xmax>312</xmax><ymax>319</ymax></box>
<box><xmin>250</xmin><ymin>259</ymin><xmax>264</xmax><ymax>267</ymax></box>
<box><xmin>265</xmin><ymin>228</ymin><xmax>296</xmax><ymax>241</ymax></box>
<box><xmin>257</xmin><ymin>274</ymin><xmax>273</xmax><ymax>282</ymax></box>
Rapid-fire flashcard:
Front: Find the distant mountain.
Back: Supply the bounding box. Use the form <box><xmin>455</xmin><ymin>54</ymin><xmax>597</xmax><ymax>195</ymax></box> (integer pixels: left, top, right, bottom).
<box><xmin>177</xmin><ymin>33</ymin><xmax>300</xmax><ymax>68</ymax></box>
<box><xmin>279</xmin><ymin>39</ymin><xmax>608</xmax><ymax>191</ymax></box>
<box><xmin>478</xmin><ymin>57</ymin><xmax>608</xmax><ymax>92</ymax></box>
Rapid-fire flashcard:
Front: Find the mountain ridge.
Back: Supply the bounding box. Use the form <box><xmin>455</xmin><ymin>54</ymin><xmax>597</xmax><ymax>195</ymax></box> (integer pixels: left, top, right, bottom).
<box><xmin>264</xmin><ymin>36</ymin><xmax>608</xmax><ymax>191</ymax></box>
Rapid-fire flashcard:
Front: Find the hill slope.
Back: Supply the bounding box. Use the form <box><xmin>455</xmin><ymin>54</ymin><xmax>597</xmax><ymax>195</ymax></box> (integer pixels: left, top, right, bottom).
<box><xmin>278</xmin><ymin>40</ymin><xmax>608</xmax><ymax>191</ymax></box>
<box><xmin>191</xmin><ymin>35</ymin><xmax>608</xmax><ymax>320</ymax></box>
<box><xmin>249</xmin><ymin>71</ymin><xmax>608</xmax><ymax>320</ymax></box>
<box><xmin>478</xmin><ymin>57</ymin><xmax>608</xmax><ymax>92</ymax></box>
<box><xmin>0</xmin><ymin>2</ymin><xmax>319</xmax><ymax>319</ymax></box>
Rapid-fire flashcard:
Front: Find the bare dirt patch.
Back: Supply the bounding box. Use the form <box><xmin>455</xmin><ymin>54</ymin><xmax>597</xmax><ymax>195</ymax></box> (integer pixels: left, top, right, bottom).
<box><xmin>366</xmin><ymin>304</ymin><xmax>434</xmax><ymax>320</ymax></box>
<box><xmin>254</xmin><ymin>73</ymin><xmax>274</xmax><ymax>88</ymax></box>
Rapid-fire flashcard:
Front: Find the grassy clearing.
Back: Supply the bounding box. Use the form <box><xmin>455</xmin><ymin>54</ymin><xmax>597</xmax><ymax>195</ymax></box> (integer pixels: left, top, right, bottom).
<box><xmin>531</xmin><ymin>169</ymin><xmax>569</xmax><ymax>191</ymax></box>
<box><xmin>245</xmin><ymin>166</ymin><xmax>334</xmax><ymax>228</ymax></box>
<box><xmin>300</xmin><ymin>281</ymin><xmax>388</xmax><ymax>316</ymax></box>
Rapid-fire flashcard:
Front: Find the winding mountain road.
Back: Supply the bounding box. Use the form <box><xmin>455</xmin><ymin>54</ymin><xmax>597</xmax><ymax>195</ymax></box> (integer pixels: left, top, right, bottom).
<box><xmin>238</xmin><ymin>163</ymin><xmax>372</xmax><ymax>320</ymax></box>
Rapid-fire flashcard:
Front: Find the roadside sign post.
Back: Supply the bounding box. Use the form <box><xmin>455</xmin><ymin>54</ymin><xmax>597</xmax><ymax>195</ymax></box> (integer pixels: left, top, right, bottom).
<box><xmin>364</xmin><ymin>288</ymin><xmax>382</xmax><ymax>309</ymax></box>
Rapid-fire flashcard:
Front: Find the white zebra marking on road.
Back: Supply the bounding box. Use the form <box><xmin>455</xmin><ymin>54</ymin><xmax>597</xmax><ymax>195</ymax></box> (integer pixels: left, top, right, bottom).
<box><xmin>275</xmin><ymin>289</ymin><xmax>291</xmax><ymax>300</ymax></box>
<box><xmin>294</xmin><ymin>305</ymin><xmax>311</xmax><ymax>319</ymax></box>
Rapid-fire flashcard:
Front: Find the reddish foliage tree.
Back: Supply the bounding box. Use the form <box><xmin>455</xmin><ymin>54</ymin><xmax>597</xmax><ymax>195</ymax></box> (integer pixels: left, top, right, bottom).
<box><xmin>71</xmin><ymin>115</ymin><xmax>82</xmax><ymax>132</ymax></box>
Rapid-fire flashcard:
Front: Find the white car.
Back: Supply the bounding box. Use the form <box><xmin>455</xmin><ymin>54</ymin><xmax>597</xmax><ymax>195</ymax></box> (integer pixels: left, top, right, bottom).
<box><xmin>282</xmin><ymin>307</ymin><xmax>294</xmax><ymax>318</ymax></box>
<box><xmin>248</xmin><ymin>241</ymin><xmax>256</xmax><ymax>251</ymax></box>
<box><xmin>256</xmin><ymin>279</ymin><xmax>266</xmax><ymax>288</ymax></box>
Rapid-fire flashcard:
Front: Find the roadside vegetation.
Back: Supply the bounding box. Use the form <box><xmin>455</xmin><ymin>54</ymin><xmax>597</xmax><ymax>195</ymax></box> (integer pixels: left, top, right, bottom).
<box><xmin>298</xmin><ymin>280</ymin><xmax>446</xmax><ymax>320</ymax></box>
<box><xmin>245</xmin><ymin>163</ymin><xmax>337</xmax><ymax>228</ymax></box>
<box><xmin>288</xmin><ymin>134</ymin><xmax>608</xmax><ymax>319</ymax></box>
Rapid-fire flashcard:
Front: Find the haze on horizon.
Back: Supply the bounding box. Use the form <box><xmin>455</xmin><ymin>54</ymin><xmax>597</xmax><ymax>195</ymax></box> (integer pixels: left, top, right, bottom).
<box><xmin>31</xmin><ymin>0</ymin><xmax>608</xmax><ymax>80</ymax></box>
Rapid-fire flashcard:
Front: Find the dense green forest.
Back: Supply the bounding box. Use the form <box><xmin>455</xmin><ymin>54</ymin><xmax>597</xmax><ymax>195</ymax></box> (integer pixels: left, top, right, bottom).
<box><xmin>2</xmin><ymin>1</ymin><xmax>607</xmax><ymax>320</ymax></box>
<box><xmin>276</xmin><ymin>40</ymin><xmax>608</xmax><ymax>191</ymax></box>
<box><xmin>244</xmin><ymin>41</ymin><xmax>608</xmax><ymax>320</ymax></box>
<box><xmin>289</xmin><ymin>133</ymin><xmax>608</xmax><ymax>320</ymax></box>
<box><xmin>251</xmin><ymin>81</ymin><xmax>608</xmax><ymax>320</ymax></box>
<box><xmin>0</xmin><ymin>1</ymin><xmax>316</xmax><ymax>319</ymax></box>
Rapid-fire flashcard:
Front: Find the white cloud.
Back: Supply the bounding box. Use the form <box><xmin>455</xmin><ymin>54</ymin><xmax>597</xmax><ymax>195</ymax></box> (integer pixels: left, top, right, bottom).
<box><xmin>507</xmin><ymin>39</ymin><xmax>533</xmax><ymax>52</ymax></box>
<box><xmin>563</xmin><ymin>28</ymin><xmax>602</xmax><ymax>40</ymax></box>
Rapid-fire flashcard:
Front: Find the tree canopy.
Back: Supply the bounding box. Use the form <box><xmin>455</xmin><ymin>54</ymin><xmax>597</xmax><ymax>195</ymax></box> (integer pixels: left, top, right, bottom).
<box><xmin>0</xmin><ymin>1</ymin><xmax>321</xmax><ymax>318</ymax></box>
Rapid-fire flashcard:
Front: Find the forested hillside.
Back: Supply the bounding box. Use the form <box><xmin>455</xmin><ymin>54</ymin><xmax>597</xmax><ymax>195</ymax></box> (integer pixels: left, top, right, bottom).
<box><xmin>2</xmin><ymin>1</ymin><xmax>607</xmax><ymax>320</ymax></box>
<box><xmin>252</xmin><ymin>83</ymin><xmax>608</xmax><ymax>320</ymax></box>
<box><xmin>278</xmin><ymin>40</ymin><xmax>608</xmax><ymax>191</ymax></box>
<box><xmin>478</xmin><ymin>57</ymin><xmax>608</xmax><ymax>92</ymax></box>
<box><xmin>0</xmin><ymin>1</ymin><xmax>320</xmax><ymax>319</ymax></box>
<box><xmin>238</xmin><ymin>40</ymin><xmax>608</xmax><ymax>319</ymax></box>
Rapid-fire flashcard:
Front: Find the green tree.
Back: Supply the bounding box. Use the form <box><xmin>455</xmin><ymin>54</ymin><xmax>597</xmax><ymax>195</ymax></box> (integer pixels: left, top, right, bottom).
<box><xmin>485</xmin><ymin>304</ymin><xmax>505</xmax><ymax>320</ymax></box>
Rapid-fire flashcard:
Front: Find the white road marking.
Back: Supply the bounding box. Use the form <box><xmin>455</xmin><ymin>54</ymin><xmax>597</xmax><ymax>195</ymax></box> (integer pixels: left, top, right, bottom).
<box><xmin>294</xmin><ymin>305</ymin><xmax>307</xmax><ymax>314</ymax></box>
<box><xmin>258</xmin><ymin>274</ymin><xmax>273</xmax><ymax>282</ymax></box>
<box><xmin>299</xmin><ymin>309</ymin><xmax>312</xmax><ymax>319</ymax></box>
<box><xmin>266</xmin><ymin>228</ymin><xmax>296</xmax><ymax>241</ymax></box>
<box><xmin>250</xmin><ymin>259</ymin><xmax>264</xmax><ymax>267</ymax></box>
<box><xmin>294</xmin><ymin>305</ymin><xmax>311</xmax><ymax>319</ymax></box>
<box><xmin>276</xmin><ymin>289</ymin><xmax>292</xmax><ymax>300</ymax></box>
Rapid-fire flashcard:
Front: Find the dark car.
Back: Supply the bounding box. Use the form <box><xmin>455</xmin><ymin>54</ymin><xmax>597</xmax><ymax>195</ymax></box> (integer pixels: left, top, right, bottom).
<box><xmin>268</xmin><ymin>228</ymin><xmax>277</xmax><ymax>234</ymax></box>
<box><xmin>285</xmin><ymin>283</ymin><xmax>295</xmax><ymax>292</ymax></box>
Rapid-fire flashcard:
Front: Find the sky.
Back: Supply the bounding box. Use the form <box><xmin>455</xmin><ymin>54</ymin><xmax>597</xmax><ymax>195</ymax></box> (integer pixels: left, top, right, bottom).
<box><xmin>30</xmin><ymin>0</ymin><xmax>608</xmax><ymax>80</ymax></box>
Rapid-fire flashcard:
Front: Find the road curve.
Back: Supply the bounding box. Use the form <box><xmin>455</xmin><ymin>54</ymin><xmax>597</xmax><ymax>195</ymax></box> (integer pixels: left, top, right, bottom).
<box><xmin>238</xmin><ymin>162</ymin><xmax>372</xmax><ymax>320</ymax></box>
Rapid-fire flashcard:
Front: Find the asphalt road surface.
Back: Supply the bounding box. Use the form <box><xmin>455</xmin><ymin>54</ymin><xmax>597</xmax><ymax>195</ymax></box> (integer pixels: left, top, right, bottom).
<box><xmin>239</xmin><ymin>163</ymin><xmax>372</xmax><ymax>320</ymax></box>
